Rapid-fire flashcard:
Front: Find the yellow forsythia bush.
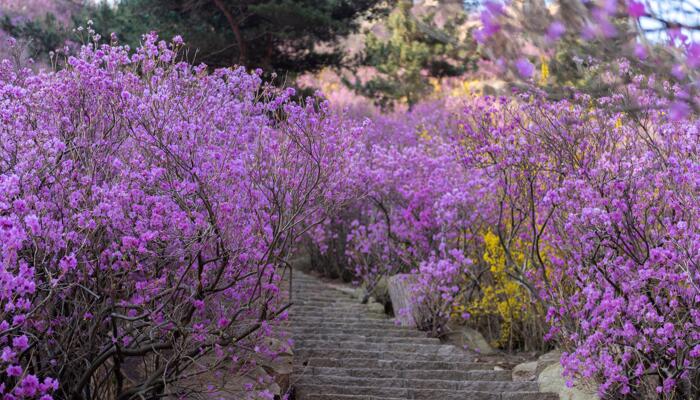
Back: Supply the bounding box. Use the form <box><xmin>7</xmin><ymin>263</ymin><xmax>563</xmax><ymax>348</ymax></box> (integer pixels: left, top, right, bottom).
<box><xmin>454</xmin><ymin>231</ymin><xmax>546</xmax><ymax>351</ymax></box>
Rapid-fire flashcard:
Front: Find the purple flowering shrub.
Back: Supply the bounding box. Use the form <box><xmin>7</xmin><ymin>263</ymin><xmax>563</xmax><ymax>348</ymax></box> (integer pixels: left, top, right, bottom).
<box><xmin>0</xmin><ymin>34</ymin><xmax>359</xmax><ymax>398</ymax></box>
<box><xmin>460</xmin><ymin>89</ymin><xmax>700</xmax><ymax>397</ymax></box>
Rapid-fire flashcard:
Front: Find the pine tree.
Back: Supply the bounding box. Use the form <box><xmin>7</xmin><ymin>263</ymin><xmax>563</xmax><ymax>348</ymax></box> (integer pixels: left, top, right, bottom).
<box><xmin>89</xmin><ymin>0</ymin><xmax>391</xmax><ymax>74</ymax></box>
<box><xmin>348</xmin><ymin>0</ymin><xmax>478</xmax><ymax>109</ymax></box>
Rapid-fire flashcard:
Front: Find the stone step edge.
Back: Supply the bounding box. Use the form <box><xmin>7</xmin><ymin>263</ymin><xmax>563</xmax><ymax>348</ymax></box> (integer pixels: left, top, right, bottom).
<box><xmin>294</xmin><ymin>357</ymin><xmax>498</xmax><ymax>370</ymax></box>
<box><xmin>294</xmin><ymin>383</ymin><xmax>558</xmax><ymax>398</ymax></box>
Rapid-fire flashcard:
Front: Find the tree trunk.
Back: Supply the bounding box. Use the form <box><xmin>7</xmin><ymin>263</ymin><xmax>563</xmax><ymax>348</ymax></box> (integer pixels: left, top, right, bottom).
<box><xmin>261</xmin><ymin>32</ymin><xmax>274</xmax><ymax>72</ymax></box>
<box><xmin>212</xmin><ymin>0</ymin><xmax>248</xmax><ymax>66</ymax></box>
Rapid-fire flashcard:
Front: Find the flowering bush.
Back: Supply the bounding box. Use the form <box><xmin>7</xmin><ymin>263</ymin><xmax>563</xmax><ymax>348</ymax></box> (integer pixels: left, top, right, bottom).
<box><xmin>459</xmin><ymin>87</ymin><xmax>700</xmax><ymax>398</ymax></box>
<box><xmin>411</xmin><ymin>250</ymin><xmax>473</xmax><ymax>337</ymax></box>
<box><xmin>0</xmin><ymin>33</ymin><xmax>359</xmax><ymax>398</ymax></box>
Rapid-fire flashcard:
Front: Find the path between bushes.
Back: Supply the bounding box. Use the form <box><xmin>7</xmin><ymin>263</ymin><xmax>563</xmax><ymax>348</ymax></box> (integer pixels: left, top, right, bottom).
<box><xmin>289</xmin><ymin>271</ymin><xmax>559</xmax><ymax>400</ymax></box>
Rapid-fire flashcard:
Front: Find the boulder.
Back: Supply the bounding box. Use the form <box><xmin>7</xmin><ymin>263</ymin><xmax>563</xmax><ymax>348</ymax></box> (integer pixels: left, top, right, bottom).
<box><xmin>387</xmin><ymin>274</ymin><xmax>418</xmax><ymax>327</ymax></box>
<box><xmin>443</xmin><ymin>322</ymin><xmax>496</xmax><ymax>355</ymax></box>
<box><xmin>512</xmin><ymin>361</ymin><xmax>538</xmax><ymax>382</ymax></box>
<box><xmin>538</xmin><ymin>360</ymin><xmax>599</xmax><ymax>400</ymax></box>
<box><xmin>513</xmin><ymin>350</ymin><xmax>566</xmax><ymax>382</ymax></box>
<box><xmin>258</xmin><ymin>337</ymin><xmax>293</xmax><ymax>396</ymax></box>
<box><xmin>173</xmin><ymin>334</ymin><xmax>293</xmax><ymax>398</ymax></box>
<box><xmin>536</xmin><ymin>350</ymin><xmax>562</xmax><ymax>375</ymax></box>
<box><xmin>354</xmin><ymin>286</ymin><xmax>367</xmax><ymax>302</ymax></box>
<box><xmin>367</xmin><ymin>301</ymin><xmax>385</xmax><ymax>314</ymax></box>
<box><xmin>224</xmin><ymin>366</ymin><xmax>281</xmax><ymax>399</ymax></box>
<box><xmin>266</xmin><ymin>357</ymin><xmax>293</xmax><ymax>396</ymax></box>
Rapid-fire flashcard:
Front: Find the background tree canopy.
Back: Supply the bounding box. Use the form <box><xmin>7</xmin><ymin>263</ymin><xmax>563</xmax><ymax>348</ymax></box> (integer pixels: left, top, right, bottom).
<box><xmin>1</xmin><ymin>0</ymin><xmax>484</xmax><ymax>106</ymax></box>
<box><xmin>345</xmin><ymin>0</ymin><xmax>479</xmax><ymax>109</ymax></box>
<box><xmin>89</xmin><ymin>0</ymin><xmax>392</xmax><ymax>74</ymax></box>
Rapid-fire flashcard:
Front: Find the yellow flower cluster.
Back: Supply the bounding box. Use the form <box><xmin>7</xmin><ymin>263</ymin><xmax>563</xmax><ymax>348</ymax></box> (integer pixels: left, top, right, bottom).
<box><xmin>453</xmin><ymin>231</ymin><xmax>538</xmax><ymax>349</ymax></box>
<box><xmin>539</xmin><ymin>56</ymin><xmax>550</xmax><ymax>86</ymax></box>
<box><xmin>417</xmin><ymin>127</ymin><xmax>432</xmax><ymax>141</ymax></box>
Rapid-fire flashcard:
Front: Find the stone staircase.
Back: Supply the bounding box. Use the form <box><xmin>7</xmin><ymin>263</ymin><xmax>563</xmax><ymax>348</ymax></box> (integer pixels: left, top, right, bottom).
<box><xmin>289</xmin><ymin>271</ymin><xmax>559</xmax><ymax>400</ymax></box>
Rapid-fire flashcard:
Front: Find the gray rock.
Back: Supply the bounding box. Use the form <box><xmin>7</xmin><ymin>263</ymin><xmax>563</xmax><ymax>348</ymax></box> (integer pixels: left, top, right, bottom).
<box><xmin>443</xmin><ymin>322</ymin><xmax>495</xmax><ymax>355</ymax></box>
<box><xmin>537</xmin><ymin>350</ymin><xmax>562</xmax><ymax>375</ymax></box>
<box><xmin>367</xmin><ymin>301</ymin><xmax>385</xmax><ymax>314</ymax></box>
<box><xmin>387</xmin><ymin>274</ymin><xmax>418</xmax><ymax>327</ymax></box>
<box><xmin>218</xmin><ymin>366</ymin><xmax>283</xmax><ymax>399</ymax></box>
<box><xmin>354</xmin><ymin>286</ymin><xmax>367</xmax><ymax>302</ymax></box>
<box><xmin>512</xmin><ymin>361</ymin><xmax>538</xmax><ymax>382</ymax></box>
<box><xmin>538</xmin><ymin>362</ymin><xmax>599</xmax><ymax>400</ymax></box>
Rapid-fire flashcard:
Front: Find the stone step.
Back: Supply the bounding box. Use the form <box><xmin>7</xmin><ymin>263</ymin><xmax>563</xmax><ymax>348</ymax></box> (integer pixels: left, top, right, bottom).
<box><xmin>289</xmin><ymin>327</ymin><xmax>427</xmax><ymax>338</ymax></box>
<box><xmin>288</xmin><ymin>321</ymin><xmax>402</xmax><ymax>328</ymax></box>
<box><xmin>291</xmin><ymin>296</ymin><xmax>355</xmax><ymax>301</ymax></box>
<box><xmin>289</xmin><ymin>305</ymin><xmax>374</xmax><ymax>310</ymax></box>
<box><xmin>289</xmin><ymin>304</ymin><xmax>370</xmax><ymax>315</ymax></box>
<box><xmin>289</xmin><ymin>318</ymin><xmax>391</xmax><ymax>325</ymax></box>
<box><xmin>289</xmin><ymin>334</ymin><xmax>439</xmax><ymax>344</ymax></box>
<box><xmin>290</xmin><ymin>307</ymin><xmax>375</xmax><ymax>314</ymax></box>
<box><xmin>291</xmin><ymin>304</ymin><xmax>370</xmax><ymax>310</ymax></box>
<box><xmin>289</xmin><ymin>271</ymin><xmax>555</xmax><ymax>400</ymax></box>
<box><xmin>300</xmin><ymin>393</ymin><xmax>558</xmax><ymax>400</ymax></box>
<box><xmin>301</xmin><ymin>395</ymin><xmax>404</xmax><ymax>400</ymax></box>
<box><xmin>295</xmin><ymin>348</ymin><xmax>471</xmax><ymax>362</ymax></box>
<box><xmin>294</xmin><ymin>375</ymin><xmax>538</xmax><ymax>392</ymax></box>
<box><xmin>292</xmin><ymin>300</ymin><xmax>358</xmax><ymax>304</ymax></box>
<box><xmin>288</xmin><ymin>310</ymin><xmax>393</xmax><ymax>318</ymax></box>
<box><xmin>296</xmin><ymin>357</ymin><xmax>496</xmax><ymax>370</ymax></box>
<box><xmin>289</xmin><ymin>321</ymin><xmax>405</xmax><ymax>330</ymax></box>
<box><xmin>290</xmin><ymin>290</ymin><xmax>354</xmax><ymax>295</ymax></box>
<box><xmin>291</xmin><ymin>313</ymin><xmax>387</xmax><ymax>318</ymax></box>
<box><xmin>290</xmin><ymin>312</ymin><xmax>381</xmax><ymax>317</ymax></box>
<box><xmin>290</xmin><ymin>290</ymin><xmax>352</xmax><ymax>295</ymax></box>
<box><xmin>294</xmin><ymin>384</ymin><xmax>558</xmax><ymax>400</ymax></box>
<box><xmin>291</xmin><ymin>283</ymin><xmax>339</xmax><ymax>286</ymax></box>
<box><xmin>297</xmin><ymin>366</ymin><xmax>513</xmax><ymax>381</ymax></box>
<box><xmin>290</xmin><ymin>305</ymin><xmax>379</xmax><ymax>311</ymax></box>
<box><xmin>293</xmin><ymin>318</ymin><xmax>400</xmax><ymax>324</ymax></box>
<box><xmin>295</xmin><ymin>340</ymin><xmax>458</xmax><ymax>354</ymax></box>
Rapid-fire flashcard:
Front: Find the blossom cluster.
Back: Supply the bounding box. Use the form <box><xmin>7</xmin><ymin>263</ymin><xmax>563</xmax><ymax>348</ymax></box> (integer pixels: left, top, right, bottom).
<box><xmin>475</xmin><ymin>0</ymin><xmax>700</xmax><ymax>117</ymax></box>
